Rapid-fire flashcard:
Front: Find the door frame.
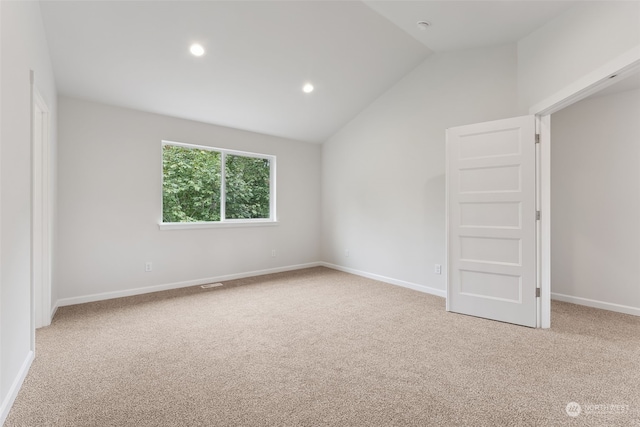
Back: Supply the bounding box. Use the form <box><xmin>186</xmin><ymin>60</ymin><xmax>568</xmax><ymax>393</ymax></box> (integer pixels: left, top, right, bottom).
<box><xmin>530</xmin><ymin>46</ymin><xmax>640</xmax><ymax>328</ymax></box>
<box><xmin>31</xmin><ymin>73</ymin><xmax>52</xmax><ymax>340</ymax></box>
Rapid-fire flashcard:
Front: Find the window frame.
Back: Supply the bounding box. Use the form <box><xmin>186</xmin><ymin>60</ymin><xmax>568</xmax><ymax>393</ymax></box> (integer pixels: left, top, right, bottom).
<box><xmin>159</xmin><ymin>140</ymin><xmax>277</xmax><ymax>230</ymax></box>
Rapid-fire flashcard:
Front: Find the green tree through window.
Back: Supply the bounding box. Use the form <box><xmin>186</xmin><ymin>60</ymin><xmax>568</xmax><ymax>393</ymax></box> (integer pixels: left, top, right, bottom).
<box><xmin>225</xmin><ymin>154</ymin><xmax>271</xmax><ymax>219</ymax></box>
<box><xmin>162</xmin><ymin>143</ymin><xmax>273</xmax><ymax>223</ymax></box>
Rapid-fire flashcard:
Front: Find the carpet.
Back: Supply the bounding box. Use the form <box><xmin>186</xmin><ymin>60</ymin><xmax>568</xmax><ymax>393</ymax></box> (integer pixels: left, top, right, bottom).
<box><xmin>5</xmin><ymin>267</ymin><xmax>639</xmax><ymax>426</ymax></box>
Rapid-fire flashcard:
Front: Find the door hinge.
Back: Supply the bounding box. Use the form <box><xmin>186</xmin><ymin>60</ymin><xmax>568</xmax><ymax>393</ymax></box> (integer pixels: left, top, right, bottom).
<box><xmin>536</xmin><ymin>210</ymin><xmax>541</xmax><ymax>221</ymax></box>
<box><xmin>535</xmin><ymin>134</ymin><xmax>540</xmax><ymax>144</ymax></box>
<box><xmin>536</xmin><ymin>288</ymin><xmax>541</xmax><ymax>298</ymax></box>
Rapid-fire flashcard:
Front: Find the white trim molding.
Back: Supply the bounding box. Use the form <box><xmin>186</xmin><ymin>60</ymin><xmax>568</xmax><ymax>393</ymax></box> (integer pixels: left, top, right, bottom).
<box><xmin>0</xmin><ymin>351</ymin><xmax>34</xmax><ymax>425</ymax></box>
<box><xmin>539</xmin><ymin>115</ymin><xmax>551</xmax><ymax>329</ymax></box>
<box><xmin>32</xmin><ymin>82</ymin><xmax>53</xmax><ymax>332</ymax></box>
<box><xmin>54</xmin><ymin>262</ymin><xmax>322</xmax><ymax>308</ymax></box>
<box><xmin>551</xmin><ymin>293</ymin><xmax>640</xmax><ymax>317</ymax></box>
<box><xmin>50</xmin><ymin>302</ymin><xmax>59</xmax><ymax>322</ymax></box>
<box><xmin>159</xmin><ymin>220</ymin><xmax>278</xmax><ymax>231</ymax></box>
<box><xmin>530</xmin><ymin>45</ymin><xmax>640</xmax><ymax>116</ymax></box>
<box><xmin>321</xmin><ymin>262</ymin><xmax>446</xmax><ymax>298</ymax></box>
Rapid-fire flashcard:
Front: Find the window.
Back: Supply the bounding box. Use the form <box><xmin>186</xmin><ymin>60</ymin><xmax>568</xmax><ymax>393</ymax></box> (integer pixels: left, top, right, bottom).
<box><xmin>161</xmin><ymin>141</ymin><xmax>276</xmax><ymax>229</ymax></box>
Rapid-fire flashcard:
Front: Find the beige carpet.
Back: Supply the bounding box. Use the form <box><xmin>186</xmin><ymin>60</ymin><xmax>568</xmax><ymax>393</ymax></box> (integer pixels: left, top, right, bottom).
<box><xmin>5</xmin><ymin>267</ymin><xmax>640</xmax><ymax>426</ymax></box>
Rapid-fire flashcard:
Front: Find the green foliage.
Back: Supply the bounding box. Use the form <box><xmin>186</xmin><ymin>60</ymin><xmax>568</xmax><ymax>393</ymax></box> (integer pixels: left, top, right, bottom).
<box><xmin>163</xmin><ymin>145</ymin><xmax>221</xmax><ymax>222</ymax></box>
<box><xmin>225</xmin><ymin>155</ymin><xmax>270</xmax><ymax>219</ymax></box>
<box><xmin>162</xmin><ymin>145</ymin><xmax>271</xmax><ymax>223</ymax></box>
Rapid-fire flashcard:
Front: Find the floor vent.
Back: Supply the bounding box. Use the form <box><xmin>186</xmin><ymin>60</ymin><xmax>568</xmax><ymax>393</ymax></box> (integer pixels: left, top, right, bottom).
<box><xmin>201</xmin><ymin>283</ymin><xmax>224</xmax><ymax>289</ymax></box>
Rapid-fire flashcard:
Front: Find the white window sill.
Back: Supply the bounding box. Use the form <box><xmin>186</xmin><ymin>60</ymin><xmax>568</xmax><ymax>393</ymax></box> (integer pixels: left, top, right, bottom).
<box><xmin>159</xmin><ymin>220</ymin><xmax>279</xmax><ymax>231</ymax></box>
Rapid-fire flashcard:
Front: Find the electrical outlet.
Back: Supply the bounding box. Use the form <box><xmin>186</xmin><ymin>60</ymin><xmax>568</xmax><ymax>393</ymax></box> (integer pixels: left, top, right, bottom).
<box><xmin>434</xmin><ymin>264</ymin><xmax>442</xmax><ymax>275</ymax></box>
<box><xmin>145</xmin><ymin>262</ymin><xmax>153</xmax><ymax>272</ymax></box>
<box><xmin>271</xmin><ymin>249</ymin><xmax>276</xmax><ymax>257</ymax></box>
<box><xmin>345</xmin><ymin>249</ymin><xmax>350</xmax><ymax>257</ymax></box>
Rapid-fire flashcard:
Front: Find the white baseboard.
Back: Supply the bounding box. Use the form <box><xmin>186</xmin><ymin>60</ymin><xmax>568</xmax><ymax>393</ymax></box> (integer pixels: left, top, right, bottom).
<box><xmin>50</xmin><ymin>301</ymin><xmax>59</xmax><ymax>322</ymax></box>
<box><xmin>0</xmin><ymin>350</ymin><xmax>34</xmax><ymax>425</ymax></box>
<box><xmin>551</xmin><ymin>292</ymin><xmax>640</xmax><ymax>317</ymax></box>
<box><xmin>54</xmin><ymin>262</ymin><xmax>322</xmax><ymax>308</ymax></box>
<box><xmin>321</xmin><ymin>262</ymin><xmax>446</xmax><ymax>298</ymax></box>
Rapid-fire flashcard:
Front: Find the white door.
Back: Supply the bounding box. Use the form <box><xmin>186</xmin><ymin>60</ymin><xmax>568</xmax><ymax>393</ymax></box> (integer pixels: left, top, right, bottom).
<box><xmin>446</xmin><ymin>116</ymin><xmax>538</xmax><ymax>327</ymax></box>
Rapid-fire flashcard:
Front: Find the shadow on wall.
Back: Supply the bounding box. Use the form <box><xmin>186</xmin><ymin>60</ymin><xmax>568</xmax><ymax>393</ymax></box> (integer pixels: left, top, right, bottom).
<box><xmin>424</xmin><ymin>173</ymin><xmax>446</xmax><ymax>264</ymax></box>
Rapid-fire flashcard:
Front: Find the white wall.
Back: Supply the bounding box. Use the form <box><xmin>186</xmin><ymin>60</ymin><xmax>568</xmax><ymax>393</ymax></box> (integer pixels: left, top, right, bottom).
<box><xmin>551</xmin><ymin>88</ymin><xmax>640</xmax><ymax>314</ymax></box>
<box><xmin>518</xmin><ymin>1</ymin><xmax>640</xmax><ymax>111</ymax></box>
<box><xmin>321</xmin><ymin>44</ymin><xmax>518</xmax><ymax>294</ymax></box>
<box><xmin>0</xmin><ymin>0</ymin><xmax>57</xmax><ymax>422</ymax></box>
<box><xmin>56</xmin><ymin>97</ymin><xmax>321</xmax><ymax>303</ymax></box>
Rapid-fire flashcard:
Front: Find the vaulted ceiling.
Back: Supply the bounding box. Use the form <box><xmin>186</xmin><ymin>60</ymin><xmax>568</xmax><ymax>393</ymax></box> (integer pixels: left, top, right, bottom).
<box><xmin>40</xmin><ymin>1</ymin><xmax>578</xmax><ymax>143</ymax></box>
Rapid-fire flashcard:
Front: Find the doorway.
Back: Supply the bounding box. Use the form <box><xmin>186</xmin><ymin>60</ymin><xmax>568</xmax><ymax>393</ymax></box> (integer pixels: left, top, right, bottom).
<box><xmin>446</xmin><ymin>49</ymin><xmax>640</xmax><ymax>328</ymax></box>
<box><xmin>536</xmin><ymin>52</ymin><xmax>640</xmax><ymax>327</ymax></box>
<box><xmin>549</xmin><ymin>72</ymin><xmax>640</xmax><ymax>316</ymax></box>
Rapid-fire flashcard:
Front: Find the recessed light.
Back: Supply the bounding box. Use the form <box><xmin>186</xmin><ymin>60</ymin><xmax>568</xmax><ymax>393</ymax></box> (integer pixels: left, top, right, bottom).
<box><xmin>417</xmin><ymin>21</ymin><xmax>431</xmax><ymax>31</ymax></box>
<box><xmin>303</xmin><ymin>83</ymin><xmax>314</xmax><ymax>93</ymax></box>
<box><xmin>190</xmin><ymin>43</ymin><xmax>205</xmax><ymax>57</ymax></box>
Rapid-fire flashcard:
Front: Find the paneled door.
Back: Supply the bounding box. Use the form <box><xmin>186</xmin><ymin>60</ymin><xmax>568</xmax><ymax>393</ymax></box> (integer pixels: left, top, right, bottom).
<box><xmin>446</xmin><ymin>116</ymin><xmax>538</xmax><ymax>327</ymax></box>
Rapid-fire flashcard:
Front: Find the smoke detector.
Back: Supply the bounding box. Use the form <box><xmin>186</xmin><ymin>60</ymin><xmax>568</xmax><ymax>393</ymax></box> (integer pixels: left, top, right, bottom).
<box><xmin>417</xmin><ymin>21</ymin><xmax>431</xmax><ymax>31</ymax></box>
